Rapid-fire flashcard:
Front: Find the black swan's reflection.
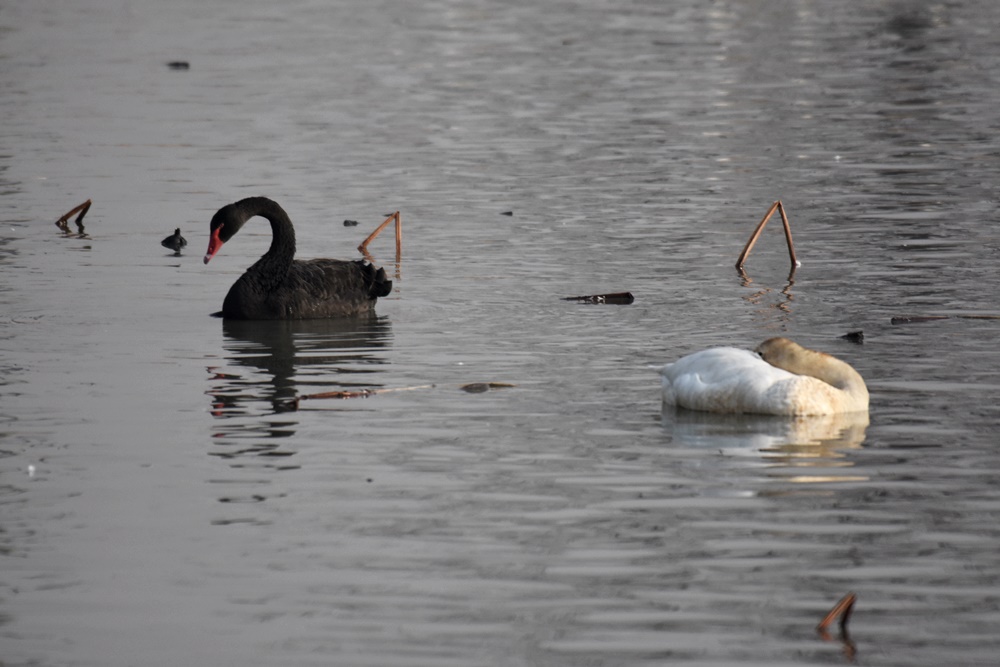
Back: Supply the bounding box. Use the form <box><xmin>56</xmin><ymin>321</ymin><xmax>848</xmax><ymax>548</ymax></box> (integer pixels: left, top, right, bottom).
<box><xmin>661</xmin><ymin>406</ymin><xmax>869</xmax><ymax>486</ymax></box>
<box><xmin>206</xmin><ymin>315</ymin><xmax>392</xmax><ymax>458</ymax></box>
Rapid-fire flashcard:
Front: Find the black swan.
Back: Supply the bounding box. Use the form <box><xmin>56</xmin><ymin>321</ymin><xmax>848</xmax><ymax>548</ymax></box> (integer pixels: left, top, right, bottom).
<box><xmin>161</xmin><ymin>228</ymin><xmax>187</xmax><ymax>253</ymax></box>
<box><xmin>203</xmin><ymin>197</ymin><xmax>392</xmax><ymax>319</ymax></box>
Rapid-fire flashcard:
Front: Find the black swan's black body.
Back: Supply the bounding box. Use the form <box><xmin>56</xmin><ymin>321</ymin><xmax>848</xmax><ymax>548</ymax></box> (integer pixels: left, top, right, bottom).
<box><xmin>204</xmin><ymin>197</ymin><xmax>392</xmax><ymax>320</ymax></box>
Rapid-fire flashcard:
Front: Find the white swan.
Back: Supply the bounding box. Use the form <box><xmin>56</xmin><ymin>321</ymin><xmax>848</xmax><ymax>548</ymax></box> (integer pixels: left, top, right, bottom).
<box><xmin>660</xmin><ymin>337</ymin><xmax>868</xmax><ymax>416</ymax></box>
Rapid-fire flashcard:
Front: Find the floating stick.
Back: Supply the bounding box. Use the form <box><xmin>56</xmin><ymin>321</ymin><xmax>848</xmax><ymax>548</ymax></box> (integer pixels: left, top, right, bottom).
<box><xmin>299</xmin><ymin>384</ymin><xmax>434</xmax><ymax>400</ymax></box>
<box><xmin>292</xmin><ymin>383</ymin><xmax>433</xmax><ymax>406</ymax></box>
<box><xmin>55</xmin><ymin>199</ymin><xmax>92</xmax><ymax>231</ymax></box>
<box><xmin>358</xmin><ymin>211</ymin><xmax>402</xmax><ymax>262</ymax></box>
<box><xmin>735</xmin><ymin>200</ymin><xmax>799</xmax><ymax>271</ymax></box>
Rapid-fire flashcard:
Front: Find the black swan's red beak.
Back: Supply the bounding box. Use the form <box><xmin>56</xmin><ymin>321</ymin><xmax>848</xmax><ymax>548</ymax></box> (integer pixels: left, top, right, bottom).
<box><xmin>204</xmin><ymin>227</ymin><xmax>224</xmax><ymax>264</ymax></box>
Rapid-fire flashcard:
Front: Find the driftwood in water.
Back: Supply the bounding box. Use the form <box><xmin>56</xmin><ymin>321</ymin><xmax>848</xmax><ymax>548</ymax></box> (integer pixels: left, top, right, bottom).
<box><xmin>283</xmin><ymin>383</ymin><xmax>434</xmax><ymax>410</ymax></box>
<box><xmin>563</xmin><ymin>292</ymin><xmax>635</xmax><ymax>305</ymax></box>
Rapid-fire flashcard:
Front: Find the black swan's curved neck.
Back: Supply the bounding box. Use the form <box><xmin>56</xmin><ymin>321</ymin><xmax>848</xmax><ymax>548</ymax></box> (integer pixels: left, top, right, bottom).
<box><xmin>232</xmin><ymin>197</ymin><xmax>296</xmax><ymax>286</ymax></box>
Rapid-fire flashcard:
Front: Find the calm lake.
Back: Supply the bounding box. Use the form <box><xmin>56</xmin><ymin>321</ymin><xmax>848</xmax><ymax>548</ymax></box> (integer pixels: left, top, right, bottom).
<box><xmin>3</xmin><ymin>1</ymin><xmax>1000</xmax><ymax>665</ymax></box>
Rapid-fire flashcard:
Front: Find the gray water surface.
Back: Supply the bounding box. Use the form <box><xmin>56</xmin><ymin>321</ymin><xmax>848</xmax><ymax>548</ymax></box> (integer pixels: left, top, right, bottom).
<box><xmin>3</xmin><ymin>1</ymin><xmax>1000</xmax><ymax>665</ymax></box>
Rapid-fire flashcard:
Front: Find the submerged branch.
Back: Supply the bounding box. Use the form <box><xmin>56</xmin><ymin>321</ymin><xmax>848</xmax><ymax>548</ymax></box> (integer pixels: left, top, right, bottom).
<box><xmin>817</xmin><ymin>592</ymin><xmax>857</xmax><ymax>635</ymax></box>
<box><xmin>55</xmin><ymin>198</ymin><xmax>92</xmax><ymax>232</ymax></box>
<box><xmin>735</xmin><ymin>200</ymin><xmax>799</xmax><ymax>273</ymax></box>
<box><xmin>358</xmin><ymin>211</ymin><xmax>402</xmax><ymax>263</ymax></box>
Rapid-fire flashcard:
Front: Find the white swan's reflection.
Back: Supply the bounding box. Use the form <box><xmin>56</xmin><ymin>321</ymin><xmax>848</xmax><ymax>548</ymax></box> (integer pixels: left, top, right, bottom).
<box><xmin>661</xmin><ymin>406</ymin><xmax>869</xmax><ymax>485</ymax></box>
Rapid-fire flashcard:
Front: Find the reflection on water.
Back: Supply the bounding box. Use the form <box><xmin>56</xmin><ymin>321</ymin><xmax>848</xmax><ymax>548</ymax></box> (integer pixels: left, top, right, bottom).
<box><xmin>662</xmin><ymin>406</ymin><xmax>869</xmax><ymax>488</ymax></box>
<box><xmin>738</xmin><ymin>268</ymin><xmax>796</xmax><ymax>324</ymax></box>
<box><xmin>206</xmin><ymin>315</ymin><xmax>392</xmax><ymax>460</ymax></box>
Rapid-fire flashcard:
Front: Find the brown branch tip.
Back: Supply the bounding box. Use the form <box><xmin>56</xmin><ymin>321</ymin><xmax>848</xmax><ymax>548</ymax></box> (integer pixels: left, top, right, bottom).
<box><xmin>56</xmin><ymin>199</ymin><xmax>92</xmax><ymax>227</ymax></box>
<box><xmin>817</xmin><ymin>592</ymin><xmax>857</xmax><ymax>634</ymax></box>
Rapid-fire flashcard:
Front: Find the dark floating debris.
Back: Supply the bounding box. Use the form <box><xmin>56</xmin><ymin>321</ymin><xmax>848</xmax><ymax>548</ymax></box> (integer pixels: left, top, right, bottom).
<box><xmin>459</xmin><ymin>382</ymin><xmax>516</xmax><ymax>393</ymax></box>
<box><xmin>358</xmin><ymin>211</ymin><xmax>402</xmax><ymax>262</ymax></box>
<box><xmin>343</xmin><ymin>219</ymin><xmax>359</xmax><ymax>227</ymax></box>
<box><xmin>500</xmin><ymin>211</ymin><xmax>513</xmax><ymax>216</ymax></box>
<box><xmin>891</xmin><ymin>314</ymin><xmax>1000</xmax><ymax>325</ymax></box>
<box><xmin>167</xmin><ymin>61</ymin><xmax>190</xmax><ymax>70</ymax></box>
<box><xmin>55</xmin><ymin>198</ymin><xmax>91</xmax><ymax>233</ymax></box>
<box><xmin>840</xmin><ymin>330</ymin><xmax>864</xmax><ymax>344</ymax></box>
<box><xmin>563</xmin><ymin>292</ymin><xmax>635</xmax><ymax>305</ymax></box>
<box><xmin>161</xmin><ymin>228</ymin><xmax>187</xmax><ymax>254</ymax></box>
<box><xmin>735</xmin><ymin>200</ymin><xmax>799</xmax><ymax>273</ymax></box>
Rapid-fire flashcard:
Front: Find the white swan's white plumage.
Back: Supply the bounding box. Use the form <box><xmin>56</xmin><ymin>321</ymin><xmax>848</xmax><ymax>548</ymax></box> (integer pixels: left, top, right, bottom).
<box><xmin>660</xmin><ymin>337</ymin><xmax>868</xmax><ymax>416</ymax></box>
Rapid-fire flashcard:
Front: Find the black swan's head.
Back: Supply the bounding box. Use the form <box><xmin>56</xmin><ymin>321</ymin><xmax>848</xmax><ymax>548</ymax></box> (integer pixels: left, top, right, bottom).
<box><xmin>204</xmin><ymin>202</ymin><xmax>245</xmax><ymax>264</ymax></box>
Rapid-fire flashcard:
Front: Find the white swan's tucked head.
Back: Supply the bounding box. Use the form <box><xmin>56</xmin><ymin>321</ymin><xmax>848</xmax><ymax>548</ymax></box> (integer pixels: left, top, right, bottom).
<box><xmin>755</xmin><ymin>337</ymin><xmax>833</xmax><ymax>375</ymax></box>
<box><xmin>661</xmin><ymin>337</ymin><xmax>868</xmax><ymax>416</ymax></box>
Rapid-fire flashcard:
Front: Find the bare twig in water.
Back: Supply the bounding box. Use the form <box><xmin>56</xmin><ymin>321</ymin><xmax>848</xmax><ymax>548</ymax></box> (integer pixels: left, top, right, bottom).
<box><xmin>735</xmin><ymin>200</ymin><xmax>799</xmax><ymax>272</ymax></box>
<box><xmin>358</xmin><ymin>211</ymin><xmax>402</xmax><ymax>262</ymax></box>
<box><xmin>55</xmin><ymin>199</ymin><xmax>92</xmax><ymax>232</ymax></box>
<box><xmin>562</xmin><ymin>292</ymin><xmax>635</xmax><ymax>304</ymax></box>
<box><xmin>817</xmin><ymin>592</ymin><xmax>857</xmax><ymax>635</ymax></box>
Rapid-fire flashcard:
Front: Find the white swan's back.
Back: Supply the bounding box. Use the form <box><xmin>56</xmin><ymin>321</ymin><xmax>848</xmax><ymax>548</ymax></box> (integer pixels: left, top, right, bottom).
<box><xmin>660</xmin><ymin>339</ymin><xmax>868</xmax><ymax>416</ymax></box>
